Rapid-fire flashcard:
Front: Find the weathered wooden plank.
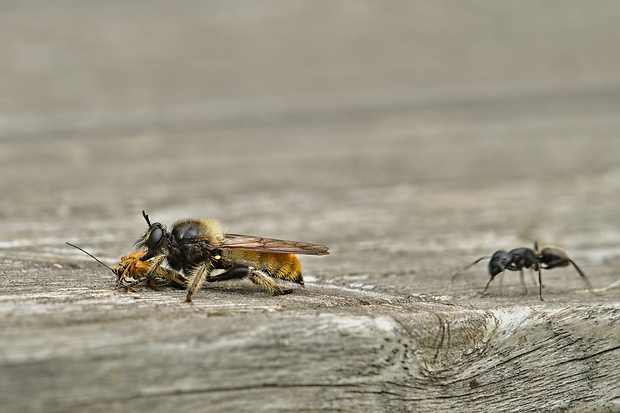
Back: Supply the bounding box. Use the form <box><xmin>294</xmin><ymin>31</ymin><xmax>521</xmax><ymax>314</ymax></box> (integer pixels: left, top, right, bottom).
<box><xmin>0</xmin><ymin>255</ymin><xmax>618</xmax><ymax>411</ymax></box>
<box><xmin>0</xmin><ymin>268</ymin><xmax>617</xmax><ymax>413</ymax></box>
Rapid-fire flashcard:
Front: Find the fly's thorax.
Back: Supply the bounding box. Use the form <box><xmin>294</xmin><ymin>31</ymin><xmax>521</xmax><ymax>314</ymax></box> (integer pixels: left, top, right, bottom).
<box><xmin>166</xmin><ymin>218</ymin><xmax>225</xmax><ymax>272</ymax></box>
<box><xmin>171</xmin><ymin>218</ymin><xmax>224</xmax><ymax>245</ymax></box>
<box><xmin>221</xmin><ymin>250</ymin><xmax>303</xmax><ymax>284</ymax></box>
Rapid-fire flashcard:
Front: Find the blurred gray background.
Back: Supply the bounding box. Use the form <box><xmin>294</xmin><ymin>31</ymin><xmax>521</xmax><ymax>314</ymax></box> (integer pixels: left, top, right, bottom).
<box><xmin>1</xmin><ymin>1</ymin><xmax>619</xmax><ymax>300</ymax></box>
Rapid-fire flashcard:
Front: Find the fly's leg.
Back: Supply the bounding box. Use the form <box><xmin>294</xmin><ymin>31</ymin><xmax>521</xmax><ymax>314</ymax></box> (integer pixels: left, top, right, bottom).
<box><xmin>186</xmin><ymin>261</ymin><xmax>213</xmax><ymax>303</ymax></box>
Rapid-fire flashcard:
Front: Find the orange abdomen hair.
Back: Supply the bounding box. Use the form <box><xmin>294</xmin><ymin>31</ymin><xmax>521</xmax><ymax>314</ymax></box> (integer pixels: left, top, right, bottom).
<box><xmin>261</xmin><ymin>252</ymin><xmax>303</xmax><ymax>284</ymax></box>
<box><xmin>225</xmin><ymin>251</ymin><xmax>303</xmax><ymax>284</ymax></box>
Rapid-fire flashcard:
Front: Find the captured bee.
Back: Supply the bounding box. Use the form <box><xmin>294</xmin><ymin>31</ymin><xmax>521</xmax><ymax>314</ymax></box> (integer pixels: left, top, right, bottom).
<box><xmin>66</xmin><ymin>243</ymin><xmax>186</xmax><ymax>290</ymax></box>
<box><xmin>114</xmin><ymin>250</ymin><xmax>187</xmax><ymax>290</ymax></box>
<box><xmin>453</xmin><ymin>242</ymin><xmax>593</xmax><ymax>300</ymax></box>
<box><xmin>135</xmin><ymin>211</ymin><xmax>329</xmax><ymax>302</ymax></box>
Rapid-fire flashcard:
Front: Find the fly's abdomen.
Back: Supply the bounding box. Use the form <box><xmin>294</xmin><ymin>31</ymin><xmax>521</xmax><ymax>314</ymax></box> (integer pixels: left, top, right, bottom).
<box><xmin>261</xmin><ymin>252</ymin><xmax>303</xmax><ymax>284</ymax></box>
<box><xmin>224</xmin><ymin>251</ymin><xmax>303</xmax><ymax>285</ymax></box>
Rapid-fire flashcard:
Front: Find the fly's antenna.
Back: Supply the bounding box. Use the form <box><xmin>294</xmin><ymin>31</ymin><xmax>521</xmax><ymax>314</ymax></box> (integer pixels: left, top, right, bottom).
<box><xmin>66</xmin><ymin>242</ymin><xmax>117</xmax><ymax>275</ymax></box>
<box><xmin>451</xmin><ymin>256</ymin><xmax>489</xmax><ymax>282</ymax></box>
<box><xmin>142</xmin><ymin>210</ymin><xmax>152</xmax><ymax>227</ymax></box>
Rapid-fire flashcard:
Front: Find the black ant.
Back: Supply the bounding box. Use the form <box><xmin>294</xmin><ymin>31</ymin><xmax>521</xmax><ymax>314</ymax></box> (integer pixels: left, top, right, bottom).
<box><xmin>453</xmin><ymin>242</ymin><xmax>593</xmax><ymax>300</ymax></box>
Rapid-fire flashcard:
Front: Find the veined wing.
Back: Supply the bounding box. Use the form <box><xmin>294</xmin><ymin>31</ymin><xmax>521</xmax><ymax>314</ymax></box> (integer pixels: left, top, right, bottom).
<box><xmin>220</xmin><ymin>233</ymin><xmax>329</xmax><ymax>255</ymax></box>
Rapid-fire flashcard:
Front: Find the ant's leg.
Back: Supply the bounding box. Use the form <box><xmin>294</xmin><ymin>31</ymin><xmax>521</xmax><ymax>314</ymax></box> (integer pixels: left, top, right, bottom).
<box><xmin>519</xmin><ymin>269</ymin><xmax>528</xmax><ymax>295</ymax></box>
<box><xmin>481</xmin><ymin>273</ymin><xmax>501</xmax><ymax>296</ymax></box>
<box><xmin>498</xmin><ymin>271</ymin><xmax>504</xmax><ymax>293</ymax></box>
<box><xmin>538</xmin><ymin>268</ymin><xmax>544</xmax><ymax>301</ymax></box>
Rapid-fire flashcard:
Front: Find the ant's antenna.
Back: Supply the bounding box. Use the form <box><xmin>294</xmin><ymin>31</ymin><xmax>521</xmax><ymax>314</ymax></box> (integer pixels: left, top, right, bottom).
<box><xmin>66</xmin><ymin>242</ymin><xmax>117</xmax><ymax>275</ymax></box>
<box><xmin>451</xmin><ymin>256</ymin><xmax>490</xmax><ymax>282</ymax></box>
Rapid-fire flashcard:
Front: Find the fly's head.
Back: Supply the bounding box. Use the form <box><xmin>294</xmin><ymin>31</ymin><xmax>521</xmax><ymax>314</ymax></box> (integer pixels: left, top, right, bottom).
<box><xmin>135</xmin><ymin>210</ymin><xmax>168</xmax><ymax>260</ymax></box>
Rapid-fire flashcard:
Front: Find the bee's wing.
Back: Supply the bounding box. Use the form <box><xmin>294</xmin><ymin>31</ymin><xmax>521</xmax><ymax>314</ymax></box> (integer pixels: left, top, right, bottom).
<box><xmin>220</xmin><ymin>233</ymin><xmax>329</xmax><ymax>255</ymax></box>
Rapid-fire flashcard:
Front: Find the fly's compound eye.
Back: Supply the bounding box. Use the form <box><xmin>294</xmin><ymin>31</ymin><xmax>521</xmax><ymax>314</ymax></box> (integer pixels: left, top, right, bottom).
<box><xmin>146</xmin><ymin>226</ymin><xmax>163</xmax><ymax>248</ymax></box>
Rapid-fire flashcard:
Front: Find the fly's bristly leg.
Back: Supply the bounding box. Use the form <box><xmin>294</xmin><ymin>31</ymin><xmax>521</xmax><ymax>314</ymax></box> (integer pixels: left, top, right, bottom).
<box><xmin>206</xmin><ymin>267</ymin><xmax>250</xmax><ymax>283</ymax></box>
<box><xmin>246</xmin><ymin>267</ymin><xmax>291</xmax><ymax>295</ymax></box>
<box><xmin>186</xmin><ymin>261</ymin><xmax>214</xmax><ymax>303</ymax></box>
<box><xmin>141</xmin><ymin>254</ymin><xmax>168</xmax><ymax>289</ymax></box>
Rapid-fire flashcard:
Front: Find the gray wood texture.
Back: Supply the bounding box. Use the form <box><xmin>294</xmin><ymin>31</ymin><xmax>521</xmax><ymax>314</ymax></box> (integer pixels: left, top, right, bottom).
<box><xmin>1</xmin><ymin>2</ymin><xmax>619</xmax><ymax>412</ymax></box>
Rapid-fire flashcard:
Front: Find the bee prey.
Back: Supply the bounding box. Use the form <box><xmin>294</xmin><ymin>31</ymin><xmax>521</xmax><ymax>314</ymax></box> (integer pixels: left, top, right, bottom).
<box><xmin>115</xmin><ymin>250</ymin><xmax>187</xmax><ymax>290</ymax></box>
<box><xmin>133</xmin><ymin>211</ymin><xmax>329</xmax><ymax>302</ymax></box>
<box><xmin>65</xmin><ymin>243</ymin><xmax>187</xmax><ymax>290</ymax></box>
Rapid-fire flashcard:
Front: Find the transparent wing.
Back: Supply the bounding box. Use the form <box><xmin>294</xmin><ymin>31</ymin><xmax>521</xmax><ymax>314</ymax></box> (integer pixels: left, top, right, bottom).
<box><xmin>219</xmin><ymin>233</ymin><xmax>329</xmax><ymax>255</ymax></box>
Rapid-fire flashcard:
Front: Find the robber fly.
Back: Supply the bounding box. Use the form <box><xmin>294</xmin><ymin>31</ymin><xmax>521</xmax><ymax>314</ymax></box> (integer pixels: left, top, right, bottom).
<box><xmin>66</xmin><ymin>243</ymin><xmax>187</xmax><ymax>290</ymax></box>
<box><xmin>453</xmin><ymin>242</ymin><xmax>593</xmax><ymax>300</ymax></box>
<box><xmin>133</xmin><ymin>211</ymin><xmax>329</xmax><ymax>302</ymax></box>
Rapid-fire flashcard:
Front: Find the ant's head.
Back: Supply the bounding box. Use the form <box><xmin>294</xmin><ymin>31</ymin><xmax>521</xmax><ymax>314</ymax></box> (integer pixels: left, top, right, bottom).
<box><xmin>488</xmin><ymin>250</ymin><xmax>512</xmax><ymax>276</ymax></box>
